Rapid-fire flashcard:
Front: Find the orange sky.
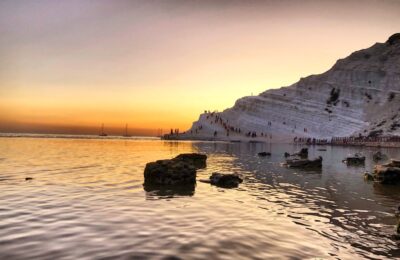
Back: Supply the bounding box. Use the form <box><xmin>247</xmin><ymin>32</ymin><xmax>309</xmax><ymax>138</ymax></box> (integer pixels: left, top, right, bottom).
<box><xmin>1</xmin><ymin>0</ymin><xmax>400</xmax><ymax>135</ymax></box>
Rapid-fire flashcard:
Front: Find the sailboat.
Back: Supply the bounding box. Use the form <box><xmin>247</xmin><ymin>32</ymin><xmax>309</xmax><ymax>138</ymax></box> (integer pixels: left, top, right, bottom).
<box><xmin>99</xmin><ymin>123</ymin><xmax>108</xmax><ymax>137</ymax></box>
<box><xmin>123</xmin><ymin>123</ymin><xmax>130</xmax><ymax>137</ymax></box>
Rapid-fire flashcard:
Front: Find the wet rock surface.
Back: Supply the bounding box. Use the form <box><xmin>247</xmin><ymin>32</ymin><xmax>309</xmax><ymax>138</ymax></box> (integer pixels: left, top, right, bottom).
<box><xmin>343</xmin><ymin>153</ymin><xmax>365</xmax><ymax>166</ymax></box>
<box><xmin>201</xmin><ymin>172</ymin><xmax>243</xmax><ymax>188</ymax></box>
<box><xmin>373</xmin><ymin>160</ymin><xmax>400</xmax><ymax>184</ymax></box>
<box><xmin>144</xmin><ymin>153</ymin><xmax>207</xmax><ymax>186</ymax></box>
<box><xmin>285</xmin><ymin>156</ymin><xmax>323</xmax><ymax>169</ymax></box>
<box><xmin>174</xmin><ymin>153</ymin><xmax>207</xmax><ymax>169</ymax></box>
<box><xmin>144</xmin><ymin>159</ymin><xmax>197</xmax><ymax>185</ymax></box>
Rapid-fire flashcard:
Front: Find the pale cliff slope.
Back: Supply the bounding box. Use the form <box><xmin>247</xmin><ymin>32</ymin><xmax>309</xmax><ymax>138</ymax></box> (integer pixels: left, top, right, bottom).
<box><xmin>185</xmin><ymin>33</ymin><xmax>400</xmax><ymax>141</ymax></box>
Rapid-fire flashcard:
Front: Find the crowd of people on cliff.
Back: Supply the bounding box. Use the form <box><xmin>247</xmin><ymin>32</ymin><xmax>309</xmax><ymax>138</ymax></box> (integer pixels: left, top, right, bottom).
<box><xmin>294</xmin><ymin>137</ymin><xmax>329</xmax><ymax>145</ymax></box>
<box><xmin>204</xmin><ymin>111</ymin><xmax>273</xmax><ymax>138</ymax></box>
<box><xmin>167</xmin><ymin>111</ymin><xmax>400</xmax><ymax>144</ymax></box>
<box><xmin>331</xmin><ymin>136</ymin><xmax>400</xmax><ymax>144</ymax></box>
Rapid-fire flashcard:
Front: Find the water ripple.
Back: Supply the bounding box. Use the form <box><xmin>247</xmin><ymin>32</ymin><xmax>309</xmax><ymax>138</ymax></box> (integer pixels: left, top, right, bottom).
<box><xmin>0</xmin><ymin>138</ymin><xmax>400</xmax><ymax>259</ymax></box>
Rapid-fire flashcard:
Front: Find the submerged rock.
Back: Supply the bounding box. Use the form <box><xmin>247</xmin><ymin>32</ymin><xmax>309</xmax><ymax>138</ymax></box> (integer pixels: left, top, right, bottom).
<box><xmin>373</xmin><ymin>151</ymin><xmax>388</xmax><ymax>162</ymax></box>
<box><xmin>201</xmin><ymin>172</ymin><xmax>243</xmax><ymax>188</ymax></box>
<box><xmin>285</xmin><ymin>156</ymin><xmax>322</xmax><ymax>169</ymax></box>
<box><xmin>258</xmin><ymin>152</ymin><xmax>271</xmax><ymax>157</ymax></box>
<box><xmin>343</xmin><ymin>153</ymin><xmax>365</xmax><ymax>166</ymax></box>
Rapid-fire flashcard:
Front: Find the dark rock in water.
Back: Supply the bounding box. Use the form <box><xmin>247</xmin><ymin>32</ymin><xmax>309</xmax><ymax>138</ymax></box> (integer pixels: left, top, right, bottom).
<box><xmin>25</xmin><ymin>177</ymin><xmax>33</xmax><ymax>181</ymax></box>
<box><xmin>343</xmin><ymin>153</ymin><xmax>365</xmax><ymax>166</ymax></box>
<box><xmin>143</xmin><ymin>153</ymin><xmax>207</xmax><ymax>186</ymax></box>
<box><xmin>174</xmin><ymin>153</ymin><xmax>207</xmax><ymax>169</ymax></box>
<box><xmin>284</xmin><ymin>152</ymin><xmax>290</xmax><ymax>158</ymax></box>
<box><xmin>285</xmin><ymin>156</ymin><xmax>322</xmax><ymax>169</ymax></box>
<box><xmin>373</xmin><ymin>160</ymin><xmax>400</xmax><ymax>184</ymax></box>
<box><xmin>290</xmin><ymin>148</ymin><xmax>308</xmax><ymax>158</ymax></box>
<box><xmin>258</xmin><ymin>152</ymin><xmax>271</xmax><ymax>157</ymax></box>
<box><xmin>364</xmin><ymin>172</ymin><xmax>374</xmax><ymax>181</ymax></box>
<box><xmin>144</xmin><ymin>159</ymin><xmax>197</xmax><ymax>185</ymax></box>
<box><xmin>390</xmin><ymin>159</ymin><xmax>400</xmax><ymax>167</ymax></box>
<box><xmin>373</xmin><ymin>151</ymin><xmax>388</xmax><ymax>162</ymax></box>
<box><xmin>201</xmin><ymin>172</ymin><xmax>243</xmax><ymax>188</ymax></box>
<box><xmin>317</xmin><ymin>148</ymin><xmax>327</xmax><ymax>151</ymax></box>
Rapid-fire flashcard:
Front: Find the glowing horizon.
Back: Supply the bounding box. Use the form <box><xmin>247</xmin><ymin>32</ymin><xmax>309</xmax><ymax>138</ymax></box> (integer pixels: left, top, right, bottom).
<box><xmin>1</xmin><ymin>0</ymin><xmax>400</xmax><ymax>135</ymax></box>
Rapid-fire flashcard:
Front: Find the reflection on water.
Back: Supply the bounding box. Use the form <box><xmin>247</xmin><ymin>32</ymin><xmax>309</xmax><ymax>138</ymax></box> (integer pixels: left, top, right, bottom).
<box><xmin>144</xmin><ymin>184</ymin><xmax>196</xmax><ymax>199</ymax></box>
<box><xmin>0</xmin><ymin>137</ymin><xmax>400</xmax><ymax>259</ymax></box>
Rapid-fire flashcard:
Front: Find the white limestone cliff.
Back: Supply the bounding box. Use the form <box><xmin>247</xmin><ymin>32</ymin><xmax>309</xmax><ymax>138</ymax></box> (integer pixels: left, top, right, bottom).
<box><xmin>183</xmin><ymin>33</ymin><xmax>400</xmax><ymax>141</ymax></box>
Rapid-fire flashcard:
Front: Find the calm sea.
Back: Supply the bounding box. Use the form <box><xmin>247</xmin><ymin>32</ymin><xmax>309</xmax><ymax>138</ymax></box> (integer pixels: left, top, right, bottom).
<box><xmin>0</xmin><ymin>136</ymin><xmax>400</xmax><ymax>259</ymax></box>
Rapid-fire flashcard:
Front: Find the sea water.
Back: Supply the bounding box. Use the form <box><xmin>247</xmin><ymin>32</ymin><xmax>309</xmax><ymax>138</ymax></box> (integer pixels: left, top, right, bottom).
<box><xmin>0</xmin><ymin>136</ymin><xmax>399</xmax><ymax>259</ymax></box>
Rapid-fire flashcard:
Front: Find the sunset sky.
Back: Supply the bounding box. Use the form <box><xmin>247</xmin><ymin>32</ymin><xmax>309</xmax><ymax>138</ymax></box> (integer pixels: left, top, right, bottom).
<box><xmin>1</xmin><ymin>0</ymin><xmax>400</xmax><ymax>135</ymax></box>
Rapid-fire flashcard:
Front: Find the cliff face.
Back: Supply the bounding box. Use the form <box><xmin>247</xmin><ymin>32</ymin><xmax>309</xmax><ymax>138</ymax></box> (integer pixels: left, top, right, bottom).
<box><xmin>187</xmin><ymin>34</ymin><xmax>400</xmax><ymax>140</ymax></box>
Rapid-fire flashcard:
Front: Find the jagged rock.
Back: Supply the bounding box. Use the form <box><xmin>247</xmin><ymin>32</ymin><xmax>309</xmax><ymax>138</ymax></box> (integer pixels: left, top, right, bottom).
<box><xmin>258</xmin><ymin>152</ymin><xmax>271</xmax><ymax>157</ymax></box>
<box><xmin>389</xmin><ymin>159</ymin><xmax>400</xmax><ymax>167</ymax></box>
<box><xmin>184</xmin><ymin>33</ymin><xmax>400</xmax><ymax>140</ymax></box>
<box><xmin>143</xmin><ymin>153</ymin><xmax>207</xmax><ymax>186</ymax></box>
<box><xmin>373</xmin><ymin>160</ymin><xmax>400</xmax><ymax>184</ymax></box>
<box><xmin>373</xmin><ymin>151</ymin><xmax>388</xmax><ymax>162</ymax></box>
<box><xmin>387</xmin><ymin>33</ymin><xmax>400</xmax><ymax>45</ymax></box>
<box><xmin>343</xmin><ymin>153</ymin><xmax>365</xmax><ymax>166</ymax></box>
<box><xmin>200</xmin><ymin>172</ymin><xmax>243</xmax><ymax>188</ymax></box>
<box><xmin>285</xmin><ymin>156</ymin><xmax>322</xmax><ymax>169</ymax></box>
<box><xmin>174</xmin><ymin>153</ymin><xmax>207</xmax><ymax>169</ymax></box>
<box><xmin>144</xmin><ymin>159</ymin><xmax>197</xmax><ymax>185</ymax></box>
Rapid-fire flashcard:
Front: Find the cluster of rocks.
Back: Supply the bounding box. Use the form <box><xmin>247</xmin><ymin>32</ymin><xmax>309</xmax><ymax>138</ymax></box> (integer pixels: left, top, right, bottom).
<box><xmin>144</xmin><ymin>153</ymin><xmax>243</xmax><ymax>189</ymax></box>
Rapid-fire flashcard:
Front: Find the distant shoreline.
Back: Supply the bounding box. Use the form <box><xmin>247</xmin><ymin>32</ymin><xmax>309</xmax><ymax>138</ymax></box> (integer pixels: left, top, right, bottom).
<box><xmin>0</xmin><ymin>133</ymin><xmax>160</xmax><ymax>141</ymax></box>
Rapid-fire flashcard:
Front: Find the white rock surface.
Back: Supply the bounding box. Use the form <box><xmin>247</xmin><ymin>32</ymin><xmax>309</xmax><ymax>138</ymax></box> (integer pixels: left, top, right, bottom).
<box><xmin>183</xmin><ymin>33</ymin><xmax>400</xmax><ymax>141</ymax></box>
